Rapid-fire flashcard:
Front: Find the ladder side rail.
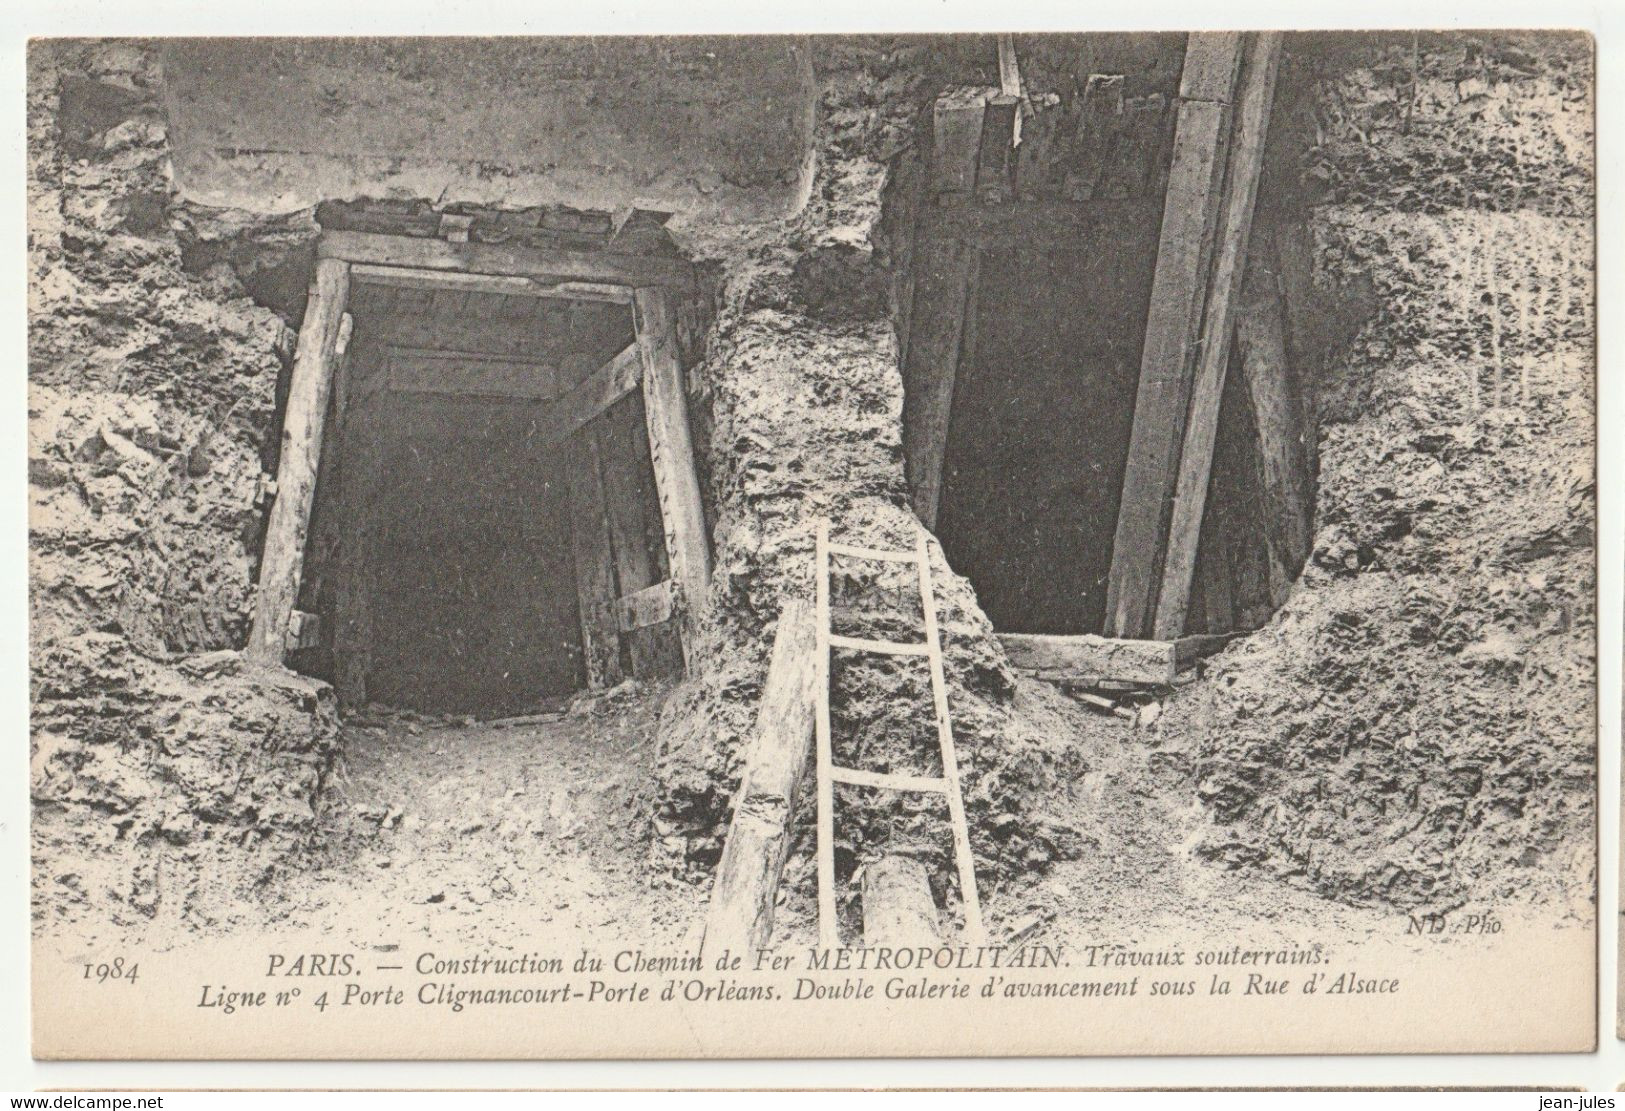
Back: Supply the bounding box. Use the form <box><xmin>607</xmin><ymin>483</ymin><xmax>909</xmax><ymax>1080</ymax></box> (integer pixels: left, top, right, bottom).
<box><xmin>915</xmin><ymin>528</ymin><xmax>986</xmax><ymax>944</ymax></box>
<box><xmin>813</xmin><ymin>519</ymin><xmax>840</xmax><ymax>950</ymax></box>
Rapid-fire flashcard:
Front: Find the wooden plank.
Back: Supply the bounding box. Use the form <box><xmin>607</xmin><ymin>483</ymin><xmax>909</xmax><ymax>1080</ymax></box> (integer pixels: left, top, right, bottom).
<box><xmin>1235</xmin><ymin>227</ymin><xmax>1314</xmax><ymax>606</ymax></box>
<box><xmin>615</xmin><ymin>579</ymin><xmax>675</xmax><ymax>633</ymax></box>
<box><xmin>901</xmin><ymin>240</ymin><xmax>978</xmax><ymax>528</ymax></box>
<box><xmin>826</xmin><ymin>540</ymin><xmax>920</xmax><ymax>565</ymax></box>
<box><xmin>351</xmin><ymin>263</ymin><xmax>634</xmax><ymax>304</ymax></box>
<box><xmin>932</xmin><ymin>91</ymin><xmax>987</xmax><ymax>201</ymax></box>
<box><xmin>703</xmin><ymin>598</ymin><xmax>819</xmax><ymax>957</ymax></box>
<box><xmin>862</xmin><ymin>856</ymin><xmax>942</xmax><ymax>946</ymax></box>
<box><xmin>830</xmin><ymin>767</ymin><xmax>948</xmax><ymax>794</ymax></box>
<box><xmin>320</xmin><ymin>230</ymin><xmax>694</xmax><ymax>291</ymax></box>
<box><xmin>1102</xmin><ymin>32</ymin><xmax>1246</xmax><ymax>639</ymax></box>
<box><xmin>531</xmin><ymin>343</ymin><xmax>641</xmax><ymax>447</ymax></box>
<box><xmin>385</xmin><ymin>349</ymin><xmax>560</xmax><ymax>401</ymax></box>
<box><xmin>1179</xmin><ymin>31</ymin><xmax>1247</xmax><ymax>101</ymax></box>
<box><xmin>997</xmin><ymin>632</ymin><xmax>1177</xmax><ymax>686</ymax></box>
<box><xmin>975</xmin><ymin>95</ymin><xmax>1020</xmax><ymax>204</ymax></box>
<box><xmin>568</xmin><ymin>434</ymin><xmax>624</xmax><ymax>689</ymax></box>
<box><xmin>1153</xmin><ymin>33</ymin><xmax>1283</xmax><ymax>641</ymax></box>
<box><xmin>1175</xmin><ymin>632</ymin><xmax>1240</xmax><ymax>669</ymax></box>
<box><xmin>599</xmin><ymin>396</ymin><xmax>686</xmax><ymax>679</ymax></box>
<box><xmin>634</xmin><ymin>287</ymin><xmax>712</xmax><ymax>673</ymax></box>
<box><xmin>247</xmin><ymin>257</ymin><xmax>350</xmax><ymax>666</ymax></box>
<box><xmin>828</xmin><ymin>634</ymin><xmax>930</xmax><ymax>657</ymax></box>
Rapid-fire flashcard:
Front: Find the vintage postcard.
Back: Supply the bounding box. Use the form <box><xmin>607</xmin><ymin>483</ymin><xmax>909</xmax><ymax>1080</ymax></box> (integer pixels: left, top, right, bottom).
<box><xmin>27</xmin><ymin>30</ymin><xmax>1596</xmax><ymax>1059</ymax></box>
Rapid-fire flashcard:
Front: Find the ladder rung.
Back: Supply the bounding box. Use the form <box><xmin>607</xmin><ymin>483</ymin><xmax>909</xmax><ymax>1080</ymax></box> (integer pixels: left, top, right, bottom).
<box><xmin>826</xmin><ymin>541</ymin><xmax>920</xmax><ymax>565</ymax></box>
<box><xmin>828</xmin><ymin>633</ymin><xmax>930</xmax><ymax>657</ymax></box>
<box><xmin>830</xmin><ymin>766</ymin><xmax>949</xmax><ymax>794</ymax></box>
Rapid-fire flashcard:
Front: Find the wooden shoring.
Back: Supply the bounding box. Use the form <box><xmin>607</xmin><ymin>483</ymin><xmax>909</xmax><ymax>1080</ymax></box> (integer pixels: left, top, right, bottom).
<box><xmin>320</xmin><ymin>230</ymin><xmax>694</xmax><ymax>290</ymax></box>
<box><xmin>902</xmin><ymin>240</ymin><xmax>980</xmax><ymax>528</ymax></box>
<box><xmin>1102</xmin><ymin>32</ymin><xmax>1246</xmax><ymax>639</ymax></box>
<box><xmin>634</xmin><ymin>286</ymin><xmax>712</xmax><ymax>674</ymax></box>
<box><xmin>1234</xmin><ymin>226</ymin><xmax>1314</xmax><ymax>607</ymax></box>
<box><xmin>1152</xmin><ymin>32</ymin><xmax>1283</xmax><ymax>640</ymax></box>
<box><xmin>702</xmin><ymin>598</ymin><xmax>819</xmax><ymax>955</ymax></box>
<box><xmin>568</xmin><ymin>431</ymin><xmax>625</xmax><ymax>689</ymax></box>
<box><xmin>247</xmin><ymin>257</ymin><xmax>351</xmax><ymax>666</ymax></box>
<box><xmin>530</xmin><ymin>343</ymin><xmax>641</xmax><ymax>447</ymax></box>
<box><xmin>350</xmin><ymin>263</ymin><xmax>634</xmax><ymax>304</ymax></box>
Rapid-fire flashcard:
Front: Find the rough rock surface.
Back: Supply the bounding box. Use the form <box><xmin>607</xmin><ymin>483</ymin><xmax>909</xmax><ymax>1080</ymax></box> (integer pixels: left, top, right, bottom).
<box><xmin>29</xmin><ymin>40</ymin><xmax>338</xmax><ymax>932</ymax></box>
<box><xmin>1158</xmin><ymin>32</ymin><xmax>1595</xmax><ymax>908</ymax></box>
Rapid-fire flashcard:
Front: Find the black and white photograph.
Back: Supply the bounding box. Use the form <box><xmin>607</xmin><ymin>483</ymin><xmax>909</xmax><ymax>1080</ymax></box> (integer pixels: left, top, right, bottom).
<box><xmin>23</xmin><ymin>25</ymin><xmax>1598</xmax><ymax>1062</ymax></box>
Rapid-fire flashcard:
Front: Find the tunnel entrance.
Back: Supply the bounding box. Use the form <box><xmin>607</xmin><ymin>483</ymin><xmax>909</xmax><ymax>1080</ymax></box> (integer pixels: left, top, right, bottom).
<box><xmin>306</xmin><ymin>280</ymin><xmax>650</xmax><ymax>716</ymax></box>
<box><xmin>899</xmin><ymin>34</ymin><xmax>1317</xmax><ymax>647</ymax></box>
<box><xmin>250</xmin><ymin>203</ymin><xmax>714</xmax><ymax>717</ymax></box>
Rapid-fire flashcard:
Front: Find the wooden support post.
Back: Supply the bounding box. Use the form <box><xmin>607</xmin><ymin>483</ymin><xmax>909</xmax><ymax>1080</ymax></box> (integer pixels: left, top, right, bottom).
<box><xmin>1103</xmin><ymin>32</ymin><xmax>1245</xmax><ymax>639</ymax></box>
<box><xmin>597</xmin><ymin>401</ymin><xmax>682</xmax><ymax>680</ymax></box>
<box><xmin>634</xmin><ymin>286</ymin><xmax>711</xmax><ymax>672</ymax></box>
<box><xmin>862</xmin><ymin>855</ymin><xmax>941</xmax><ymax>946</ymax></box>
<box><xmin>1235</xmin><ymin>227</ymin><xmax>1314</xmax><ymax>606</ymax></box>
<box><xmin>703</xmin><ymin>598</ymin><xmax>818</xmax><ymax>955</ymax></box>
<box><xmin>1152</xmin><ymin>33</ymin><xmax>1283</xmax><ymax>641</ymax></box>
<box><xmin>247</xmin><ymin>257</ymin><xmax>350</xmax><ymax>666</ymax></box>
<box><xmin>568</xmin><ymin>433</ymin><xmax>624</xmax><ymax>688</ymax></box>
<box><xmin>902</xmin><ymin>241</ymin><xmax>979</xmax><ymax>528</ymax></box>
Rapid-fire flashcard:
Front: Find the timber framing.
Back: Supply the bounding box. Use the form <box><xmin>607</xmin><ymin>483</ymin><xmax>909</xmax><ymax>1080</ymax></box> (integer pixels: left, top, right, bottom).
<box><xmin>1103</xmin><ymin>31</ymin><xmax>1281</xmax><ymax>640</ymax></box>
<box><xmin>249</xmin><ymin>207</ymin><xmax>711</xmax><ymax>695</ymax></box>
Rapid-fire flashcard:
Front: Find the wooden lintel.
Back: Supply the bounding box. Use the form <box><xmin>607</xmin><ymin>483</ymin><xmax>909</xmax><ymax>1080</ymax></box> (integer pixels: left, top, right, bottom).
<box><xmin>1152</xmin><ymin>32</ymin><xmax>1283</xmax><ymax>640</ymax></box>
<box><xmin>635</xmin><ymin>286</ymin><xmax>712</xmax><ymax>674</ymax></box>
<box><xmin>616</xmin><ymin>579</ymin><xmax>675</xmax><ymax>633</ymax></box>
<box><xmin>1102</xmin><ymin>31</ymin><xmax>1247</xmax><ymax>639</ymax></box>
<box><xmin>246</xmin><ymin>256</ymin><xmax>350</xmax><ymax>666</ymax></box>
<box><xmin>320</xmin><ymin>230</ymin><xmax>693</xmax><ymax>291</ymax></box>
<box><xmin>998</xmin><ymin>632</ymin><xmax>1176</xmax><ymax>686</ymax></box>
<box><xmin>531</xmin><ymin>343</ymin><xmax>641</xmax><ymax>447</ymax></box>
<box><xmin>350</xmin><ymin>263</ymin><xmax>634</xmax><ymax>304</ymax></box>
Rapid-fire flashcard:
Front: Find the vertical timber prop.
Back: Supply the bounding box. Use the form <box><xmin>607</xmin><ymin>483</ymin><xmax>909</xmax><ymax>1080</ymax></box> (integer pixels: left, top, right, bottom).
<box><xmin>1234</xmin><ymin>227</ymin><xmax>1314</xmax><ymax>608</ymax></box>
<box><xmin>702</xmin><ymin>598</ymin><xmax>818</xmax><ymax>955</ymax></box>
<box><xmin>633</xmin><ymin>287</ymin><xmax>712</xmax><ymax>673</ymax></box>
<box><xmin>1152</xmin><ymin>32</ymin><xmax>1283</xmax><ymax>640</ymax></box>
<box><xmin>247</xmin><ymin>257</ymin><xmax>351</xmax><ymax>666</ymax></box>
<box><xmin>902</xmin><ymin>241</ymin><xmax>980</xmax><ymax>528</ymax></box>
<box><xmin>1103</xmin><ymin>31</ymin><xmax>1279</xmax><ymax>639</ymax></box>
<box><xmin>568</xmin><ymin>431</ymin><xmax>626</xmax><ymax>689</ymax></box>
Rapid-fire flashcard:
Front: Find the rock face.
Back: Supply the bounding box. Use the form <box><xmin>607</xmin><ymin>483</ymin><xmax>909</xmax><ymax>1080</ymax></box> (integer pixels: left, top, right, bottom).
<box><xmin>1163</xmin><ymin>32</ymin><xmax>1595</xmax><ymax>908</ymax></box>
<box><xmin>29</xmin><ymin>40</ymin><xmax>338</xmax><ymax>930</ymax></box>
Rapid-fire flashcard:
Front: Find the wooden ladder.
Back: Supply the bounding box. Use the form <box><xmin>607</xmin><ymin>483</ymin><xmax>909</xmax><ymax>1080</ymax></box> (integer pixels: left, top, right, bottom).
<box><xmin>812</xmin><ymin>518</ymin><xmax>985</xmax><ymax>948</ymax></box>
